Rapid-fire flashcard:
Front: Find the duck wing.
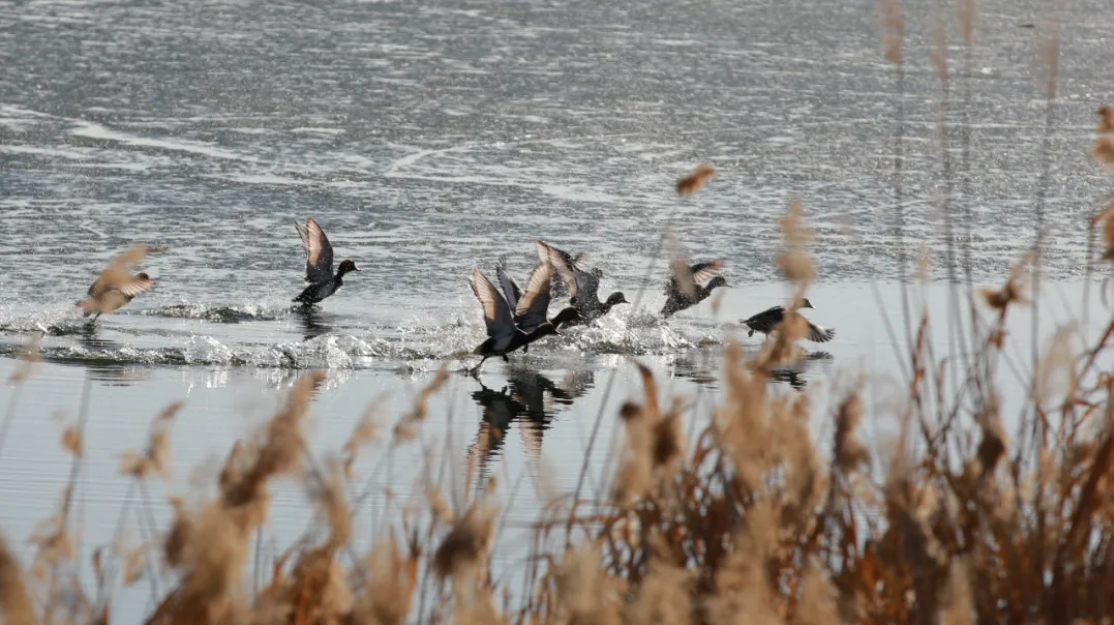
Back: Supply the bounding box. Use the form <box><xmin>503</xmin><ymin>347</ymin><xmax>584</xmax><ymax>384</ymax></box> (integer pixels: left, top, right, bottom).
<box><xmin>807</xmin><ymin>322</ymin><xmax>835</xmax><ymax>343</ymax></box>
<box><xmin>495</xmin><ymin>256</ymin><xmax>522</xmax><ymax>312</ymax></box>
<box><xmin>535</xmin><ymin>240</ymin><xmax>582</xmax><ymax>298</ymax></box>
<box><xmin>295</xmin><ymin>218</ymin><xmax>335</xmax><ymax>284</ymax></box>
<box><xmin>514</xmin><ymin>262</ymin><xmax>553</xmax><ymax>333</ymax></box>
<box><xmin>470</xmin><ymin>268</ymin><xmax>518</xmax><ymax>343</ymax></box>
<box><xmin>79</xmin><ymin>246</ymin><xmax>155</xmax><ymax>314</ymax></box>
<box><xmin>689</xmin><ymin>260</ymin><xmax>723</xmax><ymax>289</ymax></box>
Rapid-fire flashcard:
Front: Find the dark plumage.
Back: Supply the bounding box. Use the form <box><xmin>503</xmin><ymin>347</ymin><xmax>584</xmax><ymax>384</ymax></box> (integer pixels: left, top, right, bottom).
<box><xmin>293</xmin><ymin>218</ymin><xmax>361</xmax><ymax>306</ymax></box>
<box><xmin>495</xmin><ymin>258</ymin><xmax>579</xmax><ymax>353</ymax></box>
<box><xmin>469</xmin><ymin>265</ymin><xmax>565</xmax><ymax>370</ymax></box>
<box><xmin>535</xmin><ymin>239</ymin><xmax>628</xmax><ymax>324</ymax></box>
<box><xmin>660</xmin><ymin>260</ymin><xmax>728</xmax><ymax>318</ymax></box>
<box><xmin>740</xmin><ymin>298</ymin><xmax>835</xmax><ymax>343</ymax></box>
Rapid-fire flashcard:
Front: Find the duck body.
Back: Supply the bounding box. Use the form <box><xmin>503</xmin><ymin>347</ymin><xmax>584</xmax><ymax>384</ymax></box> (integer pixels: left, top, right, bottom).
<box><xmin>470</xmin><ymin>265</ymin><xmax>565</xmax><ymax>370</ymax></box>
<box><xmin>495</xmin><ymin>258</ymin><xmax>580</xmax><ymax>352</ymax></box>
<box><xmin>741</xmin><ymin>298</ymin><xmax>835</xmax><ymax>343</ymax></box>
<box><xmin>534</xmin><ymin>239</ymin><xmax>628</xmax><ymax>324</ymax></box>
<box><xmin>660</xmin><ymin>260</ymin><xmax>727</xmax><ymax>318</ymax></box>
<box><xmin>77</xmin><ymin>246</ymin><xmax>155</xmax><ymax>324</ymax></box>
<box><xmin>293</xmin><ymin>218</ymin><xmax>360</xmax><ymax>306</ymax></box>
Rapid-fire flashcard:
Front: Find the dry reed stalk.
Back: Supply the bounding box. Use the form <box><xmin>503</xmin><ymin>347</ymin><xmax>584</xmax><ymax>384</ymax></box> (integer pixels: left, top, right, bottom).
<box><xmin>704</xmin><ymin>499</ymin><xmax>782</xmax><ymax>625</ymax></box>
<box><xmin>833</xmin><ymin>392</ymin><xmax>869</xmax><ymax>475</ymax></box>
<box><xmin>979</xmin><ymin>255</ymin><xmax>1032</xmax><ymax>312</ymax></box>
<box><xmin>0</xmin><ymin>532</ymin><xmax>35</xmax><ymax>625</ymax></box>
<box><xmin>877</xmin><ymin>0</ymin><xmax>904</xmax><ymax>64</ymax></box>
<box><xmin>347</xmin><ymin>534</ymin><xmax>419</xmax><ymax>625</ymax></box>
<box><xmin>623</xmin><ymin>558</ymin><xmax>694</xmax><ymax>624</ymax></box>
<box><xmin>343</xmin><ymin>404</ymin><xmax>383</xmax><ymax>479</ymax></box>
<box><xmin>930</xmin><ymin>11</ymin><xmax>948</xmax><ymax>85</ymax></box>
<box><xmin>8</xmin><ymin>332</ymin><xmax>42</xmax><ymax>384</ymax></box>
<box><xmin>717</xmin><ymin>341</ymin><xmax>773</xmax><ymax>493</ymax></box>
<box><xmin>611</xmin><ymin>363</ymin><xmax>686</xmax><ymax>506</ymax></box>
<box><xmin>554</xmin><ymin>544</ymin><xmax>621</xmax><ymax>625</ymax></box>
<box><xmin>1094</xmin><ymin>106</ymin><xmax>1114</xmax><ymax>168</ymax></box>
<box><xmin>159</xmin><ymin>372</ymin><xmax>324</xmax><ymax>624</ymax></box>
<box><xmin>676</xmin><ymin>163</ymin><xmax>716</xmax><ymax>195</ymax></box>
<box><xmin>956</xmin><ymin>0</ymin><xmax>978</xmax><ymax>46</ymax></box>
<box><xmin>776</xmin><ymin>198</ymin><xmax>816</xmax><ymax>287</ymax></box>
<box><xmin>120</xmin><ymin>401</ymin><xmax>183</xmax><ymax>480</ymax></box>
<box><xmin>1091</xmin><ymin>202</ymin><xmax>1114</xmax><ymax>261</ymax></box>
<box><xmin>394</xmin><ymin>365</ymin><xmax>449</xmax><ymax>443</ymax></box>
<box><xmin>432</xmin><ymin>501</ymin><xmax>499</xmax><ymax>584</ymax></box>
<box><xmin>61</xmin><ymin>423</ymin><xmax>83</xmax><ymax>458</ymax></box>
<box><xmin>1036</xmin><ymin>18</ymin><xmax>1062</xmax><ymax>101</ymax></box>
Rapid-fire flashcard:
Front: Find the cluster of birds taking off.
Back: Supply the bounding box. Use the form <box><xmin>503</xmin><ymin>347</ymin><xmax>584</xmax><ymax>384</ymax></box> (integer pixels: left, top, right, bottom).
<box><xmin>76</xmin><ymin>166</ymin><xmax>834</xmax><ymax>371</ymax></box>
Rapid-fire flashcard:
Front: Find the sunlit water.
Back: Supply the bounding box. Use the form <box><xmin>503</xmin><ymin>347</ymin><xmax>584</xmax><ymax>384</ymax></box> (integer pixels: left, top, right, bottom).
<box><xmin>2</xmin><ymin>0</ymin><xmax>1113</xmax><ymax>619</ymax></box>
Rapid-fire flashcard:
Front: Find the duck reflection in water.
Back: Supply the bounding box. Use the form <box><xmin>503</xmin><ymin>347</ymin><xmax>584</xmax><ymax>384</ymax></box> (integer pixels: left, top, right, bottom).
<box><xmin>765</xmin><ymin>350</ymin><xmax>834</xmax><ymax>391</ymax></box>
<box><xmin>464</xmin><ymin>366</ymin><xmax>594</xmax><ymax>500</ymax></box>
<box><xmin>672</xmin><ymin>346</ymin><xmax>834</xmax><ymax>392</ymax></box>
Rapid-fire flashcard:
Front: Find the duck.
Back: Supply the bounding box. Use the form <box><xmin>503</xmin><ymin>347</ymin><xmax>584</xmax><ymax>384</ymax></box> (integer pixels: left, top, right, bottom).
<box><xmin>740</xmin><ymin>298</ymin><xmax>835</xmax><ymax>343</ymax></box>
<box><xmin>534</xmin><ymin>239</ymin><xmax>628</xmax><ymax>324</ymax></box>
<box><xmin>495</xmin><ymin>258</ymin><xmax>580</xmax><ymax>352</ymax></box>
<box><xmin>77</xmin><ymin>246</ymin><xmax>155</xmax><ymax>324</ymax></box>
<box><xmin>660</xmin><ymin>259</ymin><xmax>729</xmax><ymax>318</ymax></box>
<box><xmin>293</xmin><ymin>217</ymin><xmax>361</xmax><ymax>306</ymax></box>
<box><xmin>533</xmin><ymin>244</ymin><xmax>588</xmax><ymax>299</ymax></box>
<box><xmin>469</xmin><ymin>264</ymin><xmax>569</xmax><ymax>370</ymax></box>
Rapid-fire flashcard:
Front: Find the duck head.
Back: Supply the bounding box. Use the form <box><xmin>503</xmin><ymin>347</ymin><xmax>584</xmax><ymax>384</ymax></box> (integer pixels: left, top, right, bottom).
<box><xmin>136</xmin><ymin>272</ymin><xmax>151</xmax><ymax>281</ymax></box>
<box><xmin>591</xmin><ymin>267</ymin><xmax>604</xmax><ymax>279</ymax></box>
<box><xmin>706</xmin><ymin>276</ymin><xmax>729</xmax><ymax>290</ymax></box>
<box><xmin>550</xmin><ymin>305</ymin><xmax>580</xmax><ymax>328</ymax></box>
<box><xmin>337</xmin><ymin>259</ymin><xmax>362</xmax><ymax>275</ymax></box>
<box><xmin>796</xmin><ymin>297</ymin><xmax>815</xmax><ymax>310</ymax></box>
<box><xmin>605</xmin><ymin>292</ymin><xmax>629</xmax><ymax>307</ymax></box>
<box><xmin>530</xmin><ymin>322</ymin><xmax>561</xmax><ymax>340</ymax></box>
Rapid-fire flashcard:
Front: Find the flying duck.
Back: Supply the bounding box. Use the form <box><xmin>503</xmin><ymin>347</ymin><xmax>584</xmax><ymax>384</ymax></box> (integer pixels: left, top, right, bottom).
<box><xmin>740</xmin><ymin>298</ymin><xmax>835</xmax><ymax>343</ymax></box>
<box><xmin>533</xmin><ymin>245</ymin><xmax>588</xmax><ymax>299</ymax></box>
<box><xmin>534</xmin><ymin>239</ymin><xmax>628</xmax><ymax>324</ymax></box>
<box><xmin>495</xmin><ymin>258</ymin><xmax>579</xmax><ymax>352</ymax></box>
<box><xmin>77</xmin><ymin>246</ymin><xmax>155</xmax><ymax>323</ymax></box>
<box><xmin>469</xmin><ymin>264</ymin><xmax>568</xmax><ymax>370</ymax></box>
<box><xmin>293</xmin><ymin>217</ymin><xmax>361</xmax><ymax>306</ymax></box>
<box><xmin>661</xmin><ymin>259</ymin><xmax>728</xmax><ymax>318</ymax></box>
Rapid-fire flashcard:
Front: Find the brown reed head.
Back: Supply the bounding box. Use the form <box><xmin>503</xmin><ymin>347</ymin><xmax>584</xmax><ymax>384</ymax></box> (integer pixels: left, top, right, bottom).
<box><xmin>676</xmin><ymin>163</ymin><xmax>716</xmax><ymax>195</ymax></box>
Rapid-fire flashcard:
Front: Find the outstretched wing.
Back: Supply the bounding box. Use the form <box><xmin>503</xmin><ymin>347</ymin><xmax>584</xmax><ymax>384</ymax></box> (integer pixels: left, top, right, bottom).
<box><xmin>470</xmin><ymin>268</ymin><xmax>517</xmax><ymax>342</ymax></box>
<box><xmin>536</xmin><ymin>240</ymin><xmax>582</xmax><ymax>297</ymax></box>
<box><xmin>495</xmin><ymin>256</ymin><xmax>522</xmax><ymax>312</ymax></box>
<box><xmin>514</xmin><ymin>262</ymin><xmax>553</xmax><ymax>332</ymax></box>
<box><xmin>295</xmin><ymin>218</ymin><xmax>335</xmax><ymax>284</ymax></box>
<box><xmin>534</xmin><ymin>240</ymin><xmax>580</xmax><ymax>297</ymax></box>
<box><xmin>689</xmin><ymin>260</ymin><xmax>723</xmax><ymax>289</ymax></box>
<box><xmin>80</xmin><ymin>246</ymin><xmax>155</xmax><ymax>314</ymax></box>
<box><xmin>807</xmin><ymin>323</ymin><xmax>835</xmax><ymax>343</ymax></box>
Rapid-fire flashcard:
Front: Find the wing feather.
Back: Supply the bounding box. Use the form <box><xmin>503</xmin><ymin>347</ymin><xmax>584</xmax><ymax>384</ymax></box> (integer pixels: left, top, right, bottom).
<box><xmin>495</xmin><ymin>257</ymin><xmax>522</xmax><ymax>312</ymax></box>
<box><xmin>689</xmin><ymin>260</ymin><xmax>723</xmax><ymax>289</ymax></box>
<box><xmin>297</xmin><ymin>218</ymin><xmax>334</xmax><ymax>284</ymax></box>
<box><xmin>515</xmin><ymin>262</ymin><xmax>553</xmax><ymax>331</ymax></box>
<box><xmin>808</xmin><ymin>323</ymin><xmax>835</xmax><ymax>343</ymax></box>
<box><xmin>470</xmin><ymin>268</ymin><xmax>517</xmax><ymax>342</ymax></box>
<box><xmin>535</xmin><ymin>240</ymin><xmax>579</xmax><ymax>297</ymax></box>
